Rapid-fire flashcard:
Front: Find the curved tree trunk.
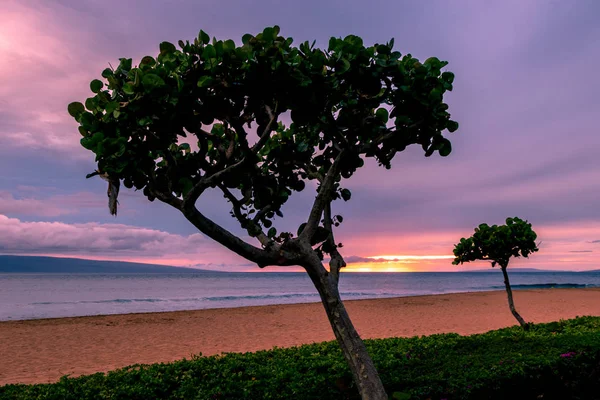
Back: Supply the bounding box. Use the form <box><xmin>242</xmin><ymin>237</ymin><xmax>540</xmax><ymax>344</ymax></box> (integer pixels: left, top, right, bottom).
<box><xmin>501</xmin><ymin>265</ymin><xmax>528</xmax><ymax>329</ymax></box>
<box><xmin>305</xmin><ymin>263</ymin><xmax>387</xmax><ymax>400</ymax></box>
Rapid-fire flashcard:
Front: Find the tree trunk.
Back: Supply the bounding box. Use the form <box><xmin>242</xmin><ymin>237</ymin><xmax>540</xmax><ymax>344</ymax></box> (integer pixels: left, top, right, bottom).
<box><xmin>305</xmin><ymin>264</ymin><xmax>388</xmax><ymax>400</ymax></box>
<box><xmin>501</xmin><ymin>265</ymin><xmax>528</xmax><ymax>329</ymax></box>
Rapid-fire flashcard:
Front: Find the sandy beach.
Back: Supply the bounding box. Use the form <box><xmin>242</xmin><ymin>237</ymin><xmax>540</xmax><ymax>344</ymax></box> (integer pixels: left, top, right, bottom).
<box><xmin>1</xmin><ymin>288</ymin><xmax>599</xmax><ymax>386</ymax></box>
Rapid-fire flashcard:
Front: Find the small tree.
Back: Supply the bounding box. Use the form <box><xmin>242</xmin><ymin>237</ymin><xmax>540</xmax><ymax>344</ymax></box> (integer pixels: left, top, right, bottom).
<box><xmin>69</xmin><ymin>27</ymin><xmax>458</xmax><ymax>400</ymax></box>
<box><xmin>452</xmin><ymin>217</ymin><xmax>539</xmax><ymax>329</ymax></box>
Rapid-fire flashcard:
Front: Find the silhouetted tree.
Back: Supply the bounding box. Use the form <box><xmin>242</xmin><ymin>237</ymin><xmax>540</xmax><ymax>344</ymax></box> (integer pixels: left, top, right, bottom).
<box><xmin>453</xmin><ymin>217</ymin><xmax>539</xmax><ymax>329</ymax></box>
<box><xmin>69</xmin><ymin>26</ymin><xmax>459</xmax><ymax>400</ymax></box>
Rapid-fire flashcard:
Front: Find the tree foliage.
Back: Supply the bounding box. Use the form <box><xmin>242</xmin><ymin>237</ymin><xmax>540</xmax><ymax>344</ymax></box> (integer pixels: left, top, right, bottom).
<box><xmin>68</xmin><ymin>26</ymin><xmax>458</xmax><ymax>268</ymax></box>
<box><xmin>452</xmin><ymin>217</ymin><xmax>539</xmax><ymax>268</ymax></box>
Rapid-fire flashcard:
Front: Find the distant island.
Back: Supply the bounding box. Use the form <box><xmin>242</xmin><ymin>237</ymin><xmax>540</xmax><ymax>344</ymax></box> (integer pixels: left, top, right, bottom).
<box><xmin>0</xmin><ymin>255</ymin><xmax>209</xmax><ymax>274</ymax></box>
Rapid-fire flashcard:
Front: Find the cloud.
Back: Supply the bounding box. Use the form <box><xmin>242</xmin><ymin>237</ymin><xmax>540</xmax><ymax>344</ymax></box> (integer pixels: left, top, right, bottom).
<box><xmin>569</xmin><ymin>250</ymin><xmax>593</xmax><ymax>253</ymax></box>
<box><xmin>0</xmin><ymin>191</ymin><xmax>109</xmax><ymax>217</ymax></box>
<box><xmin>591</xmin><ymin>240</ymin><xmax>600</xmax><ymax>244</ymax></box>
<box><xmin>0</xmin><ymin>214</ymin><xmax>241</xmax><ymax>266</ymax></box>
<box><xmin>344</xmin><ymin>255</ymin><xmax>454</xmax><ymax>264</ymax></box>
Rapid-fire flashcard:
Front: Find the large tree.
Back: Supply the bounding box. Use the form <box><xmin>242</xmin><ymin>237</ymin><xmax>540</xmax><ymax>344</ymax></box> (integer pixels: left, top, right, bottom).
<box><xmin>452</xmin><ymin>217</ymin><xmax>539</xmax><ymax>330</ymax></box>
<box><xmin>69</xmin><ymin>26</ymin><xmax>458</xmax><ymax>400</ymax></box>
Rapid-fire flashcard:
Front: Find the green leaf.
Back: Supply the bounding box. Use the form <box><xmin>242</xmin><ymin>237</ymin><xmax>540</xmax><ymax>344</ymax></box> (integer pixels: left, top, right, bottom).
<box><xmin>122</xmin><ymin>83</ymin><xmax>135</xmax><ymax>95</ymax></box>
<box><xmin>105</xmin><ymin>101</ymin><xmax>119</xmax><ymax>115</ymax></box>
<box><xmin>199</xmin><ymin>30</ymin><xmax>210</xmax><ymax>44</ymax></box>
<box><xmin>179</xmin><ymin>143</ymin><xmax>191</xmax><ymax>154</ymax></box>
<box><xmin>375</xmin><ymin>108</ymin><xmax>389</xmax><ymax>123</ymax></box>
<box><xmin>223</xmin><ymin>39</ymin><xmax>236</xmax><ymax>52</ymax></box>
<box><xmin>101</xmin><ymin>68</ymin><xmax>114</xmax><ymax>78</ymax></box>
<box><xmin>67</xmin><ymin>102</ymin><xmax>85</xmax><ymax>118</ymax></box>
<box><xmin>85</xmin><ymin>97</ymin><xmax>98</xmax><ymax>111</ymax></box>
<box><xmin>140</xmin><ymin>56</ymin><xmax>156</xmax><ymax>68</ymax></box>
<box><xmin>90</xmin><ymin>79</ymin><xmax>103</xmax><ymax>93</ymax></box>
<box><xmin>341</xmin><ymin>188</ymin><xmax>351</xmax><ymax>201</ymax></box>
<box><xmin>338</xmin><ymin>58</ymin><xmax>351</xmax><ymax>74</ymax></box>
<box><xmin>447</xmin><ymin>120</ymin><xmax>459</xmax><ymax>133</ymax></box>
<box><xmin>262</xmin><ymin>27</ymin><xmax>275</xmax><ymax>42</ymax></box>
<box><xmin>159</xmin><ymin>41</ymin><xmax>176</xmax><ymax>54</ymax></box>
<box><xmin>439</xmin><ymin>139</ymin><xmax>452</xmax><ymax>157</ymax></box>
<box><xmin>343</xmin><ymin>34</ymin><xmax>363</xmax><ymax>49</ymax></box>
<box><xmin>118</xmin><ymin>58</ymin><xmax>132</xmax><ymax>71</ymax></box>
<box><xmin>441</xmin><ymin>71</ymin><xmax>455</xmax><ymax>84</ymax></box>
<box><xmin>267</xmin><ymin>227</ymin><xmax>277</xmax><ymax>239</ymax></box>
<box><xmin>80</xmin><ymin>112</ymin><xmax>95</xmax><ymax>129</ymax></box>
<box><xmin>142</xmin><ymin>73</ymin><xmax>165</xmax><ymax>89</ymax></box>
<box><xmin>197</xmin><ymin>76</ymin><xmax>214</xmax><ymax>87</ymax></box>
<box><xmin>424</xmin><ymin>57</ymin><xmax>441</xmax><ymax>69</ymax></box>
<box><xmin>242</xmin><ymin>34</ymin><xmax>253</xmax><ymax>45</ymax></box>
<box><xmin>203</xmin><ymin>45</ymin><xmax>216</xmax><ymax>59</ymax></box>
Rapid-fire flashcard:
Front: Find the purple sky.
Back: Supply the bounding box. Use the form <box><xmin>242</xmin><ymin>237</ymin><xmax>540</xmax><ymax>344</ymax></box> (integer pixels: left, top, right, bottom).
<box><xmin>1</xmin><ymin>0</ymin><xmax>599</xmax><ymax>271</ymax></box>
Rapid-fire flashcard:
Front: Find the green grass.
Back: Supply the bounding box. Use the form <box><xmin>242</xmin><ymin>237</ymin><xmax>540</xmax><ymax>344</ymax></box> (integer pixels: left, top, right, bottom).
<box><xmin>1</xmin><ymin>317</ymin><xmax>599</xmax><ymax>400</ymax></box>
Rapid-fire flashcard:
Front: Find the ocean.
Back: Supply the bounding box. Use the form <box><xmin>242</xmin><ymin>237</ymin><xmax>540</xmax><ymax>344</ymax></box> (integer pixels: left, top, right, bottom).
<box><xmin>1</xmin><ymin>271</ymin><xmax>599</xmax><ymax>321</ymax></box>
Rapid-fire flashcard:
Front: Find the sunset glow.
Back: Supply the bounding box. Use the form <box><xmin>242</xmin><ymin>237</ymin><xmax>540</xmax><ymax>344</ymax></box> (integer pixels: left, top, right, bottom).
<box><xmin>0</xmin><ymin>0</ymin><xmax>598</xmax><ymax>273</ymax></box>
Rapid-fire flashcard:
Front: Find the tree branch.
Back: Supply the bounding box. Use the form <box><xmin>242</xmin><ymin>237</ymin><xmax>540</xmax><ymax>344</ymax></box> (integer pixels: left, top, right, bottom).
<box><xmin>147</xmin><ymin>169</ymin><xmax>183</xmax><ymax>209</ymax></box>
<box><xmin>299</xmin><ymin>162</ymin><xmax>324</xmax><ymax>181</ymax></box>
<box><xmin>218</xmin><ymin>184</ymin><xmax>271</xmax><ymax>248</ymax></box>
<box><xmin>183</xmin><ymin>157</ymin><xmax>247</xmax><ymax>208</ymax></box>
<box><xmin>250</xmin><ymin>104</ymin><xmax>278</xmax><ymax>154</ymax></box>
<box><xmin>183</xmin><ymin>105</ymin><xmax>278</xmax><ymax>208</ymax></box>
<box><xmin>182</xmin><ymin>205</ymin><xmax>278</xmax><ymax>266</ymax></box>
<box><xmin>324</xmin><ymin>202</ymin><xmax>346</xmax><ymax>284</ymax></box>
<box><xmin>300</xmin><ymin>150</ymin><xmax>346</xmax><ymax>242</ymax></box>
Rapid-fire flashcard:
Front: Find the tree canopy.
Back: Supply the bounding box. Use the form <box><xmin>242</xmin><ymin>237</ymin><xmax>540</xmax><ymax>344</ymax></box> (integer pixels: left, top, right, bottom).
<box><xmin>452</xmin><ymin>217</ymin><xmax>539</xmax><ymax>268</ymax></box>
<box><xmin>68</xmin><ymin>26</ymin><xmax>458</xmax><ymax>269</ymax></box>
<box><xmin>69</xmin><ymin>27</ymin><xmax>460</xmax><ymax>399</ymax></box>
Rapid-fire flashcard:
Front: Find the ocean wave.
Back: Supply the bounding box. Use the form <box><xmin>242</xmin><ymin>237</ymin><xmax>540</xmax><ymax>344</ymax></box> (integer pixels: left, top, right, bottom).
<box><xmin>490</xmin><ymin>283</ymin><xmax>599</xmax><ymax>290</ymax></box>
<box><xmin>29</xmin><ymin>291</ymin><xmax>395</xmax><ymax>306</ymax></box>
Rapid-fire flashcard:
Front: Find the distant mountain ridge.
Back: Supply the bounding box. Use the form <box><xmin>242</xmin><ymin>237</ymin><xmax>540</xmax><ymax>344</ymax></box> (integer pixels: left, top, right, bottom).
<box><xmin>0</xmin><ymin>255</ymin><xmax>209</xmax><ymax>274</ymax></box>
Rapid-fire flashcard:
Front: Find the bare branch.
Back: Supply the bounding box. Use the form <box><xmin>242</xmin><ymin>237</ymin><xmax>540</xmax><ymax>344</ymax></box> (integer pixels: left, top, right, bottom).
<box><xmin>228</xmin><ymin>120</ymin><xmax>250</xmax><ymax>153</ymax></box>
<box><xmin>147</xmin><ymin>170</ymin><xmax>184</xmax><ymax>210</ymax></box>
<box><xmin>326</xmin><ymin>109</ymin><xmax>351</xmax><ymax>149</ymax></box>
<box><xmin>299</xmin><ymin>162</ymin><xmax>324</xmax><ymax>181</ymax></box>
<box><xmin>252</xmin><ymin>204</ymin><xmax>273</xmax><ymax>224</ymax></box>
<box><xmin>183</xmin><ymin>157</ymin><xmax>247</xmax><ymax>208</ymax></box>
<box><xmin>149</xmin><ymin>186</ymin><xmax>183</xmax><ymax>209</ymax></box>
<box><xmin>300</xmin><ymin>150</ymin><xmax>346</xmax><ymax>242</ymax></box>
<box><xmin>325</xmin><ymin>202</ymin><xmax>346</xmax><ymax>284</ymax></box>
<box><xmin>183</xmin><ymin>105</ymin><xmax>279</xmax><ymax>208</ymax></box>
<box><xmin>183</xmin><ymin>205</ymin><xmax>277</xmax><ymax>266</ymax></box>
<box><xmin>218</xmin><ymin>184</ymin><xmax>271</xmax><ymax>248</ymax></box>
<box><xmin>250</xmin><ymin>104</ymin><xmax>278</xmax><ymax>154</ymax></box>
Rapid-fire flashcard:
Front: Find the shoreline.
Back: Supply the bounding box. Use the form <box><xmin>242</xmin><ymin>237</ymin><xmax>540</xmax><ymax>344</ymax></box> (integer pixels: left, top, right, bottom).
<box><xmin>3</xmin><ymin>285</ymin><xmax>596</xmax><ymax>323</ymax></box>
<box><xmin>1</xmin><ymin>288</ymin><xmax>599</xmax><ymax>386</ymax></box>
<box><xmin>1</xmin><ymin>288</ymin><xmax>493</xmax><ymax>323</ymax></box>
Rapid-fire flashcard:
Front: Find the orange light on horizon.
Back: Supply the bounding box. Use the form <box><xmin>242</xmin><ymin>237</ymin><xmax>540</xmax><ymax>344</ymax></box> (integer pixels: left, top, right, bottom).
<box><xmin>368</xmin><ymin>255</ymin><xmax>455</xmax><ymax>261</ymax></box>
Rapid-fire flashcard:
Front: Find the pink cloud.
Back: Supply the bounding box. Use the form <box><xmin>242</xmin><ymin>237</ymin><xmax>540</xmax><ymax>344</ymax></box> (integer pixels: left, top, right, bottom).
<box><xmin>0</xmin><ymin>191</ymin><xmax>114</xmax><ymax>217</ymax></box>
<box><xmin>0</xmin><ymin>214</ymin><xmax>247</xmax><ymax>268</ymax></box>
<box><xmin>337</xmin><ymin>220</ymin><xmax>600</xmax><ymax>271</ymax></box>
<box><xmin>1</xmin><ymin>212</ymin><xmax>596</xmax><ymax>272</ymax></box>
<box><xmin>0</xmin><ymin>1</ymin><xmax>140</xmax><ymax>156</ymax></box>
